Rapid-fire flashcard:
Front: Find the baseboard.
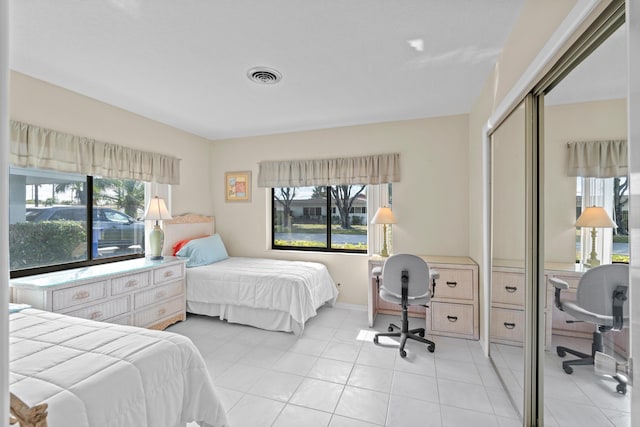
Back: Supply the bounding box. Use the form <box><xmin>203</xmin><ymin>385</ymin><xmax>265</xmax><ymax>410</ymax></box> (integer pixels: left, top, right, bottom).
<box><xmin>334</xmin><ymin>302</ymin><xmax>367</xmax><ymax>312</ymax></box>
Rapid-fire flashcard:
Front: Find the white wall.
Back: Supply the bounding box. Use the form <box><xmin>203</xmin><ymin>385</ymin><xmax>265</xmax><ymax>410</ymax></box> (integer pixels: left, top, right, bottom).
<box><xmin>210</xmin><ymin>115</ymin><xmax>470</xmax><ymax>305</ymax></box>
<box><xmin>9</xmin><ymin>72</ymin><xmax>214</xmax><ymax>217</ymax></box>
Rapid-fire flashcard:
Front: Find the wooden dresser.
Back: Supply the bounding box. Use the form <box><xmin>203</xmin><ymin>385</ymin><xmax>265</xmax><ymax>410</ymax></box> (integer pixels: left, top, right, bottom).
<box><xmin>10</xmin><ymin>257</ymin><xmax>187</xmax><ymax>330</ymax></box>
<box><xmin>368</xmin><ymin>255</ymin><xmax>479</xmax><ymax>340</ymax></box>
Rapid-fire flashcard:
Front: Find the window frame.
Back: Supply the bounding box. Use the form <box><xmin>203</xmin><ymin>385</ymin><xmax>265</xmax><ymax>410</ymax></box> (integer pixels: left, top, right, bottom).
<box><xmin>10</xmin><ymin>175</ymin><xmax>145</xmax><ymax>279</ymax></box>
<box><xmin>271</xmin><ymin>186</ymin><xmax>368</xmax><ymax>254</ymax></box>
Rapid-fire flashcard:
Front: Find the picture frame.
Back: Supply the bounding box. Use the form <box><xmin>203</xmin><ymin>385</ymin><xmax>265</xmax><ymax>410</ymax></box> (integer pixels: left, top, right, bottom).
<box><xmin>225</xmin><ymin>171</ymin><xmax>251</xmax><ymax>202</ymax></box>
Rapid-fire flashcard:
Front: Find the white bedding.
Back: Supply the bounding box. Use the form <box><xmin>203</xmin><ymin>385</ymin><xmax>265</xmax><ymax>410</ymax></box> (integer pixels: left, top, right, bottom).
<box><xmin>186</xmin><ymin>257</ymin><xmax>339</xmax><ymax>334</ymax></box>
<box><xmin>9</xmin><ymin>309</ymin><xmax>229</xmax><ymax>427</ymax></box>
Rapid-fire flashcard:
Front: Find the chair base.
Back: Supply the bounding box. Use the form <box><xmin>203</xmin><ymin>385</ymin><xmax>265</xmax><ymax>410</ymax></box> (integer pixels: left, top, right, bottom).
<box><xmin>557</xmin><ymin>328</ymin><xmax>628</xmax><ymax>394</ymax></box>
<box><xmin>373</xmin><ymin>307</ymin><xmax>435</xmax><ymax>358</ymax></box>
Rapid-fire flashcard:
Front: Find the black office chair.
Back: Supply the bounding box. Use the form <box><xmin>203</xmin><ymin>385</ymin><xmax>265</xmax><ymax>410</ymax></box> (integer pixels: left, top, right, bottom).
<box><xmin>549</xmin><ymin>263</ymin><xmax>629</xmax><ymax>394</ymax></box>
<box><xmin>372</xmin><ymin>254</ymin><xmax>436</xmax><ymax>358</ymax></box>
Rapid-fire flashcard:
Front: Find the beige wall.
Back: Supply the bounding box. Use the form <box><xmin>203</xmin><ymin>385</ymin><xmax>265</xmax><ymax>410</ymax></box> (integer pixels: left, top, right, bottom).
<box><xmin>211</xmin><ymin>115</ymin><xmax>470</xmax><ymax>305</ymax></box>
<box><xmin>9</xmin><ymin>71</ymin><xmax>214</xmax><ymax>216</ymax></box>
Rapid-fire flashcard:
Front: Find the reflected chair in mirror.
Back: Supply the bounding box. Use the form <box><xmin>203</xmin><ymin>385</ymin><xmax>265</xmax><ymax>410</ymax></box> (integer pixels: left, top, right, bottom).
<box><xmin>550</xmin><ymin>263</ymin><xmax>629</xmax><ymax>394</ymax></box>
<box><xmin>372</xmin><ymin>254</ymin><xmax>436</xmax><ymax>358</ymax></box>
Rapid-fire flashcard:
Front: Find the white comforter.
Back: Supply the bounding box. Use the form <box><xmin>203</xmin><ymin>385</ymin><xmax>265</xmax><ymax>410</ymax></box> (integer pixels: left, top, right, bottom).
<box><xmin>9</xmin><ymin>309</ymin><xmax>229</xmax><ymax>427</ymax></box>
<box><xmin>186</xmin><ymin>257</ymin><xmax>339</xmax><ymax>332</ymax></box>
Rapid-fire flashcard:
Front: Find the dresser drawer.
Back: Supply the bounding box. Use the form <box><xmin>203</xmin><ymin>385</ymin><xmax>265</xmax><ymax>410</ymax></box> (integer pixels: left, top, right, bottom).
<box><xmin>490</xmin><ymin>307</ymin><xmax>524</xmax><ymax>343</ymax></box>
<box><xmin>154</xmin><ymin>264</ymin><xmax>184</xmax><ymax>285</ymax></box>
<box><xmin>492</xmin><ymin>271</ymin><xmax>525</xmax><ymax>306</ymax></box>
<box><xmin>134</xmin><ymin>296</ymin><xmax>184</xmax><ymax>327</ymax></box>
<box><xmin>134</xmin><ymin>280</ymin><xmax>184</xmax><ymax>309</ymax></box>
<box><xmin>433</xmin><ymin>268</ymin><xmax>473</xmax><ymax>300</ymax></box>
<box><xmin>112</xmin><ymin>271</ymin><xmax>151</xmax><ymax>295</ymax></box>
<box><xmin>429</xmin><ymin>302</ymin><xmax>474</xmax><ymax>336</ymax></box>
<box><xmin>64</xmin><ymin>296</ymin><xmax>130</xmax><ymax>321</ymax></box>
<box><xmin>52</xmin><ymin>281</ymin><xmax>107</xmax><ymax>311</ymax></box>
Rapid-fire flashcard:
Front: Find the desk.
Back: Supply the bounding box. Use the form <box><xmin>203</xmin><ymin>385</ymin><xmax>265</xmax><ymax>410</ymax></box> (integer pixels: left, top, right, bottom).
<box><xmin>368</xmin><ymin>255</ymin><xmax>479</xmax><ymax>340</ymax></box>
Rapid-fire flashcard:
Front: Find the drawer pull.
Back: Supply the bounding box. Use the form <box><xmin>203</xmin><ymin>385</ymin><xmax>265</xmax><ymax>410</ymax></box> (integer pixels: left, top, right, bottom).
<box><xmin>158</xmin><ymin>308</ymin><xmax>167</xmax><ymax>316</ymax></box>
<box><xmin>73</xmin><ymin>291</ymin><xmax>90</xmax><ymax>300</ymax></box>
<box><xmin>163</xmin><ymin>271</ymin><xmax>174</xmax><ymax>278</ymax></box>
<box><xmin>155</xmin><ymin>291</ymin><xmax>167</xmax><ymax>299</ymax></box>
<box><xmin>126</xmin><ymin>280</ymin><xmax>138</xmax><ymax>287</ymax></box>
<box><xmin>90</xmin><ymin>311</ymin><xmax>103</xmax><ymax>320</ymax></box>
<box><xmin>505</xmin><ymin>286</ymin><xmax>518</xmax><ymax>293</ymax></box>
<box><xmin>446</xmin><ymin>315</ymin><xmax>458</xmax><ymax>322</ymax></box>
<box><xmin>446</xmin><ymin>281</ymin><xmax>458</xmax><ymax>288</ymax></box>
<box><xmin>504</xmin><ymin>322</ymin><xmax>516</xmax><ymax>330</ymax></box>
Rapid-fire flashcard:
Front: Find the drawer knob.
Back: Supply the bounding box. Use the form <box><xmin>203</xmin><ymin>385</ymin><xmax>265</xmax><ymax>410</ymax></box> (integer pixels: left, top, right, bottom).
<box><xmin>505</xmin><ymin>286</ymin><xmax>518</xmax><ymax>293</ymax></box>
<box><xmin>158</xmin><ymin>308</ymin><xmax>167</xmax><ymax>316</ymax></box>
<box><xmin>164</xmin><ymin>271</ymin><xmax>174</xmax><ymax>278</ymax></box>
<box><xmin>446</xmin><ymin>315</ymin><xmax>458</xmax><ymax>322</ymax></box>
<box><xmin>73</xmin><ymin>291</ymin><xmax>90</xmax><ymax>300</ymax></box>
<box><xmin>155</xmin><ymin>291</ymin><xmax>167</xmax><ymax>299</ymax></box>
<box><xmin>126</xmin><ymin>280</ymin><xmax>138</xmax><ymax>287</ymax></box>
<box><xmin>504</xmin><ymin>322</ymin><xmax>516</xmax><ymax>330</ymax></box>
<box><xmin>446</xmin><ymin>281</ymin><xmax>458</xmax><ymax>288</ymax></box>
<box><xmin>90</xmin><ymin>311</ymin><xmax>103</xmax><ymax>320</ymax></box>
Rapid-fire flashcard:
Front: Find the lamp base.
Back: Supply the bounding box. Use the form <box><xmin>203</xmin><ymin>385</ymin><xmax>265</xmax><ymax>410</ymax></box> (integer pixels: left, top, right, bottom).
<box><xmin>149</xmin><ymin>224</ymin><xmax>164</xmax><ymax>260</ymax></box>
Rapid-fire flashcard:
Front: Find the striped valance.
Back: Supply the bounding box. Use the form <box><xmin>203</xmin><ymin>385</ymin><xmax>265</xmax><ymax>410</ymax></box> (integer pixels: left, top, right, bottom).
<box><xmin>257</xmin><ymin>153</ymin><xmax>400</xmax><ymax>187</ymax></box>
<box><xmin>10</xmin><ymin>120</ymin><xmax>181</xmax><ymax>184</ymax></box>
<box><xmin>567</xmin><ymin>139</ymin><xmax>627</xmax><ymax>178</ymax></box>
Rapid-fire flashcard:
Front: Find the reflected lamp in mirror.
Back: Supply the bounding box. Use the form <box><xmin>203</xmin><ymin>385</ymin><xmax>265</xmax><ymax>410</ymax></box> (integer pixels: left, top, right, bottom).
<box><xmin>144</xmin><ymin>196</ymin><xmax>173</xmax><ymax>260</ymax></box>
<box><xmin>371</xmin><ymin>207</ymin><xmax>396</xmax><ymax>257</ymax></box>
<box><xmin>576</xmin><ymin>206</ymin><xmax>616</xmax><ymax>267</ymax></box>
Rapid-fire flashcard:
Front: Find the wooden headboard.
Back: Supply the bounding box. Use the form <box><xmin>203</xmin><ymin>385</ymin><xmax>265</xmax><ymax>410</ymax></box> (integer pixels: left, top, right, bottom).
<box><xmin>162</xmin><ymin>214</ymin><xmax>215</xmax><ymax>256</ymax></box>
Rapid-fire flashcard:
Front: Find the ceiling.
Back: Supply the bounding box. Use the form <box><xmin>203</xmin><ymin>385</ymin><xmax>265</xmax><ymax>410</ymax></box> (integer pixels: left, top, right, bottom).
<box><xmin>10</xmin><ymin>1</ymin><xmax>526</xmax><ymax>140</ymax></box>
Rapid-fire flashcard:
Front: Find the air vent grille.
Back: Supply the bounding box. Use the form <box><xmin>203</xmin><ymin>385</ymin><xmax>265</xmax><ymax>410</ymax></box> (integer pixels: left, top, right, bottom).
<box><xmin>247</xmin><ymin>67</ymin><xmax>282</xmax><ymax>85</ymax></box>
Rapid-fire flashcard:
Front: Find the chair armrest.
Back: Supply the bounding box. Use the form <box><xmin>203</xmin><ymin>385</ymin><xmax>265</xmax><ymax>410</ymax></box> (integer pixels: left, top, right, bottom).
<box><xmin>549</xmin><ymin>277</ymin><xmax>569</xmax><ymax>310</ymax></box>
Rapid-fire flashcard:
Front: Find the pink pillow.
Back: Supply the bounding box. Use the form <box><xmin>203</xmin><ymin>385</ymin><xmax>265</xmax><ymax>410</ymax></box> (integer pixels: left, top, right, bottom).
<box><xmin>172</xmin><ymin>235</ymin><xmax>208</xmax><ymax>256</ymax></box>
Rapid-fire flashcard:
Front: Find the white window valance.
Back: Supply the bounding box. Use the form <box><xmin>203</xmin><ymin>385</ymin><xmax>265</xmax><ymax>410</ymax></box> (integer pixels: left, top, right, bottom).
<box><xmin>10</xmin><ymin>120</ymin><xmax>181</xmax><ymax>184</ymax></box>
<box><xmin>257</xmin><ymin>153</ymin><xmax>400</xmax><ymax>187</ymax></box>
<box><xmin>567</xmin><ymin>139</ymin><xmax>627</xmax><ymax>178</ymax></box>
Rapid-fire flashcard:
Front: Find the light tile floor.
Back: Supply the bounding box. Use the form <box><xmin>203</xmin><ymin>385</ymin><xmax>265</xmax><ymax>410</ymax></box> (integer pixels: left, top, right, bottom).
<box><xmin>169</xmin><ymin>305</ymin><xmax>631</xmax><ymax>426</ymax></box>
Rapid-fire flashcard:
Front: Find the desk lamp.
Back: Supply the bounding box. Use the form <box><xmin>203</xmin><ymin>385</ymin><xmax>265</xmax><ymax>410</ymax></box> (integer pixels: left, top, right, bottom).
<box><xmin>576</xmin><ymin>206</ymin><xmax>616</xmax><ymax>267</ymax></box>
<box><xmin>144</xmin><ymin>196</ymin><xmax>172</xmax><ymax>260</ymax></box>
<box><xmin>371</xmin><ymin>207</ymin><xmax>396</xmax><ymax>257</ymax></box>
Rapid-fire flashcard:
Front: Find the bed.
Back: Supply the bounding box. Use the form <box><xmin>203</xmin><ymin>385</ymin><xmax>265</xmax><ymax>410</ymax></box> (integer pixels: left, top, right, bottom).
<box><xmin>163</xmin><ymin>214</ymin><xmax>339</xmax><ymax>335</ymax></box>
<box><xmin>9</xmin><ymin>308</ymin><xmax>229</xmax><ymax>427</ymax></box>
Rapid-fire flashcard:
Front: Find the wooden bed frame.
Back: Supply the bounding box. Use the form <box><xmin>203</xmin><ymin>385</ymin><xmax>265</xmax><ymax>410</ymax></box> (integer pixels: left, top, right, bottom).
<box><xmin>10</xmin><ymin>393</ymin><xmax>48</xmax><ymax>427</ymax></box>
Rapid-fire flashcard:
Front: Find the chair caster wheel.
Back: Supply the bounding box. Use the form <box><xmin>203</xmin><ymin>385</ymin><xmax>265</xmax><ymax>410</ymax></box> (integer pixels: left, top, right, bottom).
<box><xmin>427</xmin><ymin>344</ymin><xmax>435</xmax><ymax>353</ymax></box>
<box><xmin>418</xmin><ymin>331</ymin><xmax>425</xmax><ymax>337</ymax></box>
<box><xmin>557</xmin><ymin>348</ymin><xmax>566</xmax><ymax>357</ymax></box>
<box><xmin>373</xmin><ymin>336</ymin><xmax>379</xmax><ymax>344</ymax></box>
<box><xmin>400</xmin><ymin>349</ymin><xmax>407</xmax><ymax>358</ymax></box>
<box><xmin>388</xmin><ymin>326</ymin><xmax>394</xmax><ymax>333</ymax></box>
<box><xmin>616</xmin><ymin>384</ymin><xmax>627</xmax><ymax>395</ymax></box>
<box><xmin>563</xmin><ymin>366</ymin><xmax>573</xmax><ymax>374</ymax></box>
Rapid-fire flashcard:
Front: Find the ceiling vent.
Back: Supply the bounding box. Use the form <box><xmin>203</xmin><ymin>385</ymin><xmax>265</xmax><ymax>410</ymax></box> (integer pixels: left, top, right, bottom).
<box><xmin>247</xmin><ymin>67</ymin><xmax>282</xmax><ymax>85</ymax></box>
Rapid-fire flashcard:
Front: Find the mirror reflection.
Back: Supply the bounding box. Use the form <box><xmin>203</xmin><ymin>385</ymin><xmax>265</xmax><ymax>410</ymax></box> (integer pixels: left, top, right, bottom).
<box><xmin>489</xmin><ymin>101</ymin><xmax>527</xmax><ymax>418</ymax></box>
<box><xmin>542</xmin><ymin>22</ymin><xmax>630</xmax><ymax>425</ymax></box>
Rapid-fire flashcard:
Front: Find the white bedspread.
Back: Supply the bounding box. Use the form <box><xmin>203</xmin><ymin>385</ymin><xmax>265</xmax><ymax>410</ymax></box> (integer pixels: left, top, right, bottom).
<box><xmin>9</xmin><ymin>309</ymin><xmax>228</xmax><ymax>427</ymax></box>
<box><xmin>186</xmin><ymin>257</ymin><xmax>339</xmax><ymax>333</ymax></box>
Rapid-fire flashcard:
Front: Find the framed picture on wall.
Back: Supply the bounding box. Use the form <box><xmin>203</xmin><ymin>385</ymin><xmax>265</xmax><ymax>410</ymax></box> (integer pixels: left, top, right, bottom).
<box><xmin>225</xmin><ymin>171</ymin><xmax>251</xmax><ymax>202</ymax></box>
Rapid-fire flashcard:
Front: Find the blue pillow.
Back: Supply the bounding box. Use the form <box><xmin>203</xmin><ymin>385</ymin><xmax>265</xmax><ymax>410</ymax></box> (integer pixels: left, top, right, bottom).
<box><xmin>176</xmin><ymin>234</ymin><xmax>229</xmax><ymax>267</ymax></box>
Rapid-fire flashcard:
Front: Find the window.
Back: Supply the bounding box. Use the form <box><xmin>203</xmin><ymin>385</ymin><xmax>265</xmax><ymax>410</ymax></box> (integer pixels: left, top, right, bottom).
<box><xmin>272</xmin><ymin>185</ymin><xmax>368</xmax><ymax>252</ymax></box>
<box><xmin>9</xmin><ymin>167</ymin><xmax>147</xmax><ymax>276</ymax></box>
<box><xmin>576</xmin><ymin>176</ymin><xmax>629</xmax><ymax>263</ymax></box>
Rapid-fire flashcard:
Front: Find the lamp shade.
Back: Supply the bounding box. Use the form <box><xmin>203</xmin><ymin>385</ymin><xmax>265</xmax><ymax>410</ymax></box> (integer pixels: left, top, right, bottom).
<box><xmin>371</xmin><ymin>207</ymin><xmax>397</xmax><ymax>225</ymax></box>
<box><xmin>576</xmin><ymin>206</ymin><xmax>616</xmax><ymax>228</ymax></box>
<box><xmin>144</xmin><ymin>196</ymin><xmax>172</xmax><ymax>221</ymax></box>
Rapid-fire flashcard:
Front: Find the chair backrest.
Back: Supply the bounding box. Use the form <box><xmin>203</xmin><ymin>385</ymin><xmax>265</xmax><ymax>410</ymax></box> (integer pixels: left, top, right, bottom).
<box><xmin>381</xmin><ymin>254</ymin><xmax>431</xmax><ymax>299</ymax></box>
<box><xmin>576</xmin><ymin>264</ymin><xmax>629</xmax><ymax>317</ymax></box>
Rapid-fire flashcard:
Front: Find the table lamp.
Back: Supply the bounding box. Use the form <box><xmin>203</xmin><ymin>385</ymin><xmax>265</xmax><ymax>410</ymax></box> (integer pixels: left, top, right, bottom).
<box><xmin>576</xmin><ymin>206</ymin><xmax>616</xmax><ymax>267</ymax></box>
<box><xmin>144</xmin><ymin>196</ymin><xmax>172</xmax><ymax>260</ymax></box>
<box><xmin>371</xmin><ymin>206</ymin><xmax>396</xmax><ymax>257</ymax></box>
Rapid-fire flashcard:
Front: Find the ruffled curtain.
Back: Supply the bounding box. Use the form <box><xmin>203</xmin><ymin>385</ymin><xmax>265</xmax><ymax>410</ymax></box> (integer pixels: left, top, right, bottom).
<box><xmin>567</xmin><ymin>139</ymin><xmax>627</xmax><ymax>178</ymax></box>
<box><xmin>257</xmin><ymin>153</ymin><xmax>400</xmax><ymax>187</ymax></box>
<box><xmin>10</xmin><ymin>120</ymin><xmax>181</xmax><ymax>184</ymax></box>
